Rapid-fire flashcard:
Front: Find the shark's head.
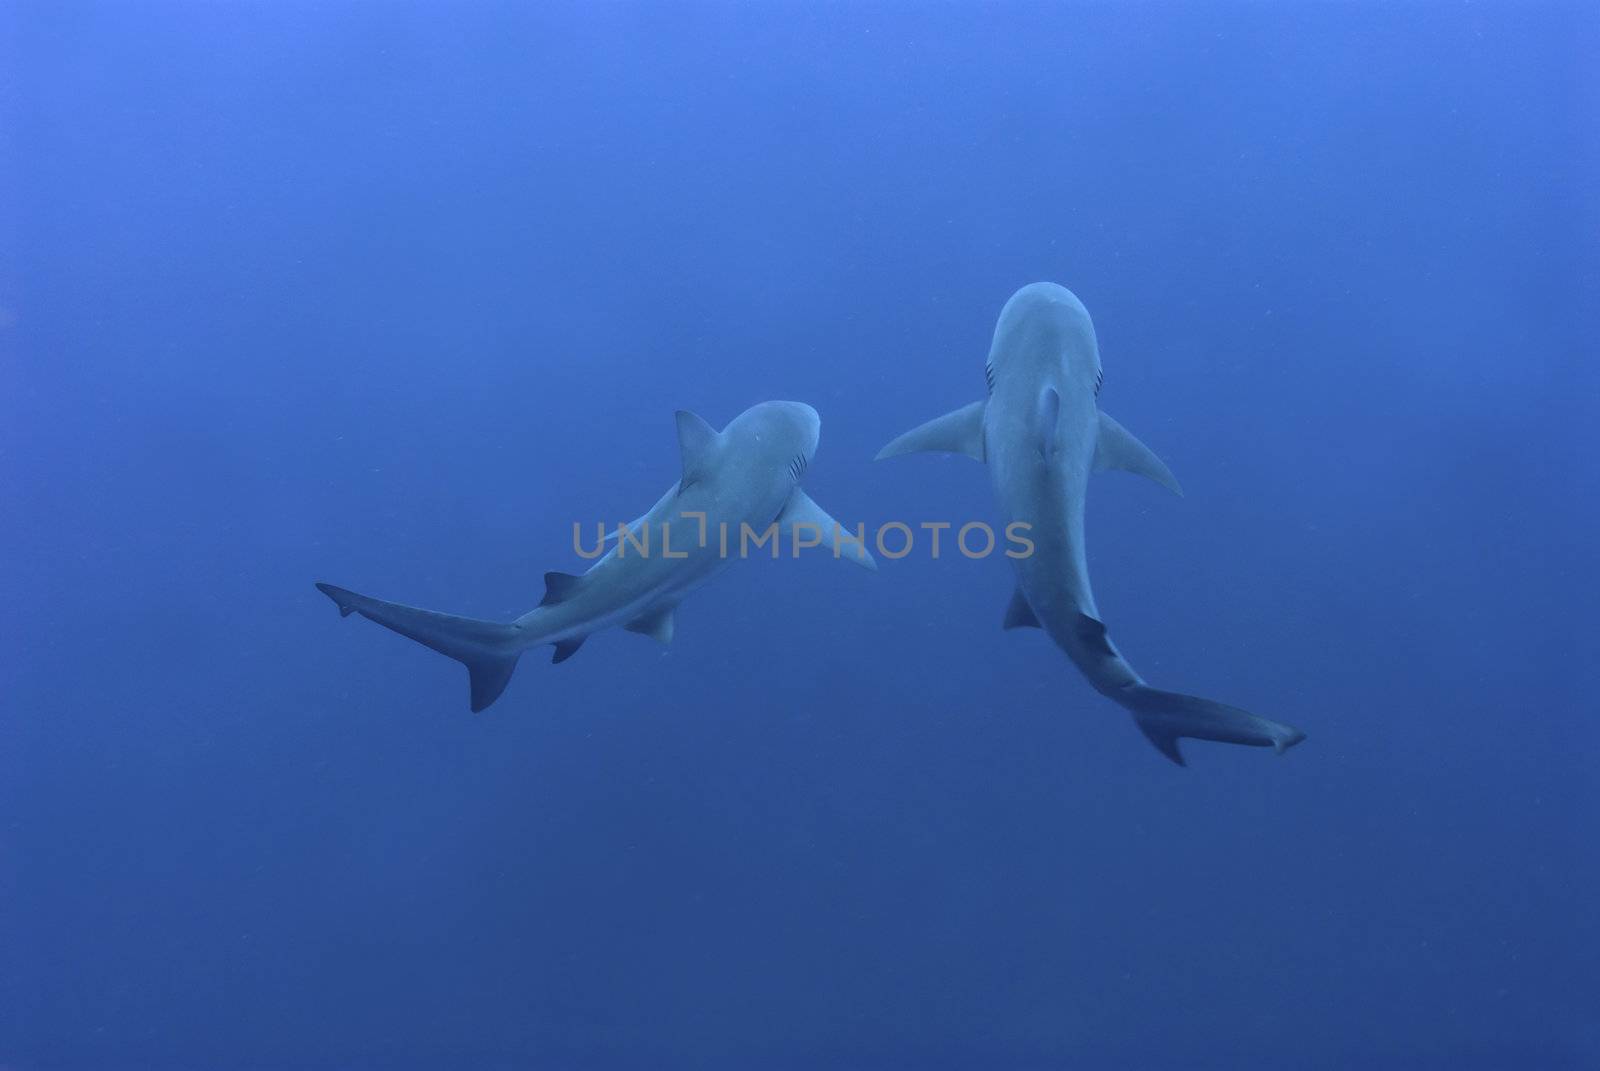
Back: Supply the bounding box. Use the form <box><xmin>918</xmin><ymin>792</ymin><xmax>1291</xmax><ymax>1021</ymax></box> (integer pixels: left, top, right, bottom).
<box><xmin>987</xmin><ymin>282</ymin><xmax>1103</xmax><ymax>399</ymax></box>
<box><xmin>731</xmin><ymin>400</ymin><xmax>821</xmax><ymax>482</ymax></box>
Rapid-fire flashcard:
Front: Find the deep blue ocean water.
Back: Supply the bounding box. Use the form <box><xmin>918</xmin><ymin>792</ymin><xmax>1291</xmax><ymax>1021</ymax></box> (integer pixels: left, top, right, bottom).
<box><xmin>4</xmin><ymin>4</ymin><xmax>1597</xmax><ymax>1068</ymax></box>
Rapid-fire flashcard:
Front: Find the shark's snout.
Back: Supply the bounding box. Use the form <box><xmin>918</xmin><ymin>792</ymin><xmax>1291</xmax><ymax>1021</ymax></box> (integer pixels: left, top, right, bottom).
<box><xmin>767</xmin><ymin>400</ymin><xmax>821</xmax><ymax>453</ymax></box>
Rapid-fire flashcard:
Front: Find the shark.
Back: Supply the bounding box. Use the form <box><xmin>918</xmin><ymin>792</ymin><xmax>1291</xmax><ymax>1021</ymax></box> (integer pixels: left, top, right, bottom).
<box><xmin>876</xmin><ymin>282</ymin><xmax>1305</xmax><ymax>765</ymax></box>
<box><xmin>317</xmin><ymin>401</ymin><xmax>875</xmax><ymax>712</ymax></box>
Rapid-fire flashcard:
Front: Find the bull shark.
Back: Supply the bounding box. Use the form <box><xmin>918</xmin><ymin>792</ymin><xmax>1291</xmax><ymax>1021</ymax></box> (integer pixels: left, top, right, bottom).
<box><xmin>876</xmin><ymin>282</ymin><xmax>1305</xmax><ymax>765</ymax></box>
<box><xmin>317</xmin><ymin>401</ymin><xmax>874</xmax><ymax>712</ymax></box>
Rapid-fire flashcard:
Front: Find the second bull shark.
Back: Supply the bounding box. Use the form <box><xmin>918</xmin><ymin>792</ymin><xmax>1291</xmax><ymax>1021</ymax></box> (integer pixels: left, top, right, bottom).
<box><xmin>318</xmin><ymin>401</ymin><xmax>874</xmax><ymax>712</ymax></box>
<box><xmin>877</xmin><ymin>283</ymin><xmax>1305</xmax><ymax>765</ymax></box>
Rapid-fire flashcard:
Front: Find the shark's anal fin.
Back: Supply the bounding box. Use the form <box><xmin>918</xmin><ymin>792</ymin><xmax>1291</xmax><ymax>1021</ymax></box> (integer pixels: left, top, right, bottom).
<box><xmin>874</xmin><ymin>400</ymin><xmax>986</xmax><ymax>462</ymax></box>
<box><xmin>1094</xmin><ymin>411</ymin><xmax>1183</xmax><ymax>496</ymax></box>
<box><xmin>624</xmin><ymin>605</ymin><xmax>675</xmax><ymax>645</ymax></box>
<box><xmin>778</xmin><ymin>489</ymin><xmax>877</xmax><ymax>570</ymax></box>
<box><xmin>675</xmin><ymin>409</ymin><xmax>721</xmax><ymax>488</ymax></box>
<box><xmin>1003</xmin><ymin>587</ymin><xmax>1041</xmax><ymax>630</ymax></box>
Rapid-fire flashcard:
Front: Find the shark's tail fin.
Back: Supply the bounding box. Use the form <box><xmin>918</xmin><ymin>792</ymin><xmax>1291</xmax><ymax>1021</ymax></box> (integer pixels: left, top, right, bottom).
<box><xmin>1117</xmin><ymin>683</ymin><xmax>1305</xmax><ymax>767</ymax></box>
<box><xmin>315</xmin><ymin>583</ymin><xmax>523</xmax><ymax>712</ymax></box>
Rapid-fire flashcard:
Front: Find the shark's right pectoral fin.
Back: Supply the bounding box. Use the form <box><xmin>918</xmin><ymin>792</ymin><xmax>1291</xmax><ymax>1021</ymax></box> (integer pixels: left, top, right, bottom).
<box><xmin>874</xmin><ymin>400</ymin><xmax>986</xmax><ymax>462</ymax></box>
<box><xmin>1094</xmin><ymin>411</ymin><xmax>1183</xmax><ymax>496</ymax></box>
<box><xmin>315</xmin><ymin>582</ymin><xmax>522</xmax><ymax>713</ymax></box>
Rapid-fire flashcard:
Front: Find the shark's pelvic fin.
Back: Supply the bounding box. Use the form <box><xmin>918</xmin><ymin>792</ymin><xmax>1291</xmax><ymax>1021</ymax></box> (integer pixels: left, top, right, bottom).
<box><xmin>551</xmin><ymin>637</ymin><xmax>585</xmax><ymax>664</ymax></box>
<box><xmin>874</xmin><ymin>400</ymin><xmax>986</xmax><ymax>462</ymax></box>
<box><xmin>778</xmin><ymin>489</ymin><xmax>878</xmax><ymax>570</ymax></box>
<box><xmin>1003</xmin><ymin>587</ymin><xmax>1041</xmax><ymax>630</ymax></box>
<box><xmin>314</xmin><ymin>582</ymin><xmax>522</xmax><ymax>713</ymax></box>
<box><xmin>624</xmin><ymin>605</ymin><xmax>675</xmax><ymax>644</ymax></box>
<box><xmin>675</xmin><ymin>409</ymin><xmax>721</xmax><ymax>488</ymax></box>
<box><xmin>1094</xmin><ymin>411</ymin><xmax>1183</xmax><ymax>496</ymax></box>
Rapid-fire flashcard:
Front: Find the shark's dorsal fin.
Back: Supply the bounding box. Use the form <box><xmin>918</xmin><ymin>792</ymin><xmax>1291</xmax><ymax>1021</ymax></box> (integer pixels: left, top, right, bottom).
<box><xmin>1002</xmin><ymin>587</ymin><xmax>1041</xmax><ymax>630</ymax></box>
<box><xmin>778</xmin><ymin>489</ymin><xmax>877</xmax><ymax>570</ymax></box>
<box><xmin>1036</xmin><ymin>387</ymin><xmax>1061</xmax><ymax>459</ymax></box>
<box><xmin>1094</xmin><ymin>411</ymin><xmax>1183</xmax><ymax>496</ymax></box>
<box><xmin>541</xmin><ymin>571</ymin><xmax>584</xmax><ymax>606</ymax></box>
<box><xmin>874</xmin><ymin>400</ymin><xmax>985</xmax><ymax>462</ymax></box>
<box><xmin>675</xmin><ymin>409</ymin><xmax>721</xmax><ymax>487</ymax></box>
<box><xmin>624</xmin><ymin>605</ymin><xmax>675</xmax><ymax>645</ymax></box>
<box><xmin>551</xmin><ymin>637</ymin><xmax>585</xmax><ymax>664</ymax></box>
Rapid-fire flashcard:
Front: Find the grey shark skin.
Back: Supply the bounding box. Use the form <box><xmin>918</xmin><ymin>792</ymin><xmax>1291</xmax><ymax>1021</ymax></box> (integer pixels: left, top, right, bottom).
<box><xmin>877</xmin><ymin>283</ymin><xmax>1305</xmax><ymax>765</ymax></box>
<box><xmin>317</xmin><ymin>401</ymin><xmax>874</xmax><ymax>712</ymax></box>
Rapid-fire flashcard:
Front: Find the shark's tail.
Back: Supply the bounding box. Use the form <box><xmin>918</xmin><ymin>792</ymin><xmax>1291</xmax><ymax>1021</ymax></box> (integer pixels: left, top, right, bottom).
<box><xmin>1116</xmin><ymin>683</ymin><xmax>1306</xmax><ymax>767</ymax></box>
<box><xmin>315</xmin><ymin>583</ymin><xmax>524</xmax><ymax>712</ymax></box>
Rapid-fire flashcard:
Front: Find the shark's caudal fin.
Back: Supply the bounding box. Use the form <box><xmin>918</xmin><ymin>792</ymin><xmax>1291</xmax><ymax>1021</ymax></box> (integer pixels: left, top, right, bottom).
<box><xmin>1116</xmin><ymin>683</ymin><xmax>1306</xmax><ymax>767</ymax></box>
<box><xmin>315</xmin><ymin>583</ymin><xmax>523</xmax><ymax>712</ymax></box>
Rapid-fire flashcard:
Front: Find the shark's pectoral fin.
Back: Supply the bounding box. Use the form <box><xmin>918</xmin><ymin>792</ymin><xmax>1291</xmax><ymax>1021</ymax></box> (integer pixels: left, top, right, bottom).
<box><xmin>778</xmin><ymin>489</ymin><xmax>877</xmax><ymax>571</ymax></box>
<box><xmin>551</xmin><ymin>637</ymin><xmax>586</xmax><ymax>664</ymax></box>
<box><xmin>874</xmin><ymin>400</ymin><xmax>985</xmax><ymax>462</ymax></box>
<box><xmin>624</xmin><ymin>605</ymin><xmax>675</xmax><ymax>645</ymax></box>
<box><xmin>1002</xmin><ymin>587</ymin><xmax>1041</xmax><ymax>630</ymax></box>
<box><xmin>1094</xmin><ymin>411</ymin><xmax>1183</xmax><ymax>496</ymax></box>
<box><xmin>675</xmin><ymin>409</ymin><xmax>722</xmax><ymax>488</ymax></box>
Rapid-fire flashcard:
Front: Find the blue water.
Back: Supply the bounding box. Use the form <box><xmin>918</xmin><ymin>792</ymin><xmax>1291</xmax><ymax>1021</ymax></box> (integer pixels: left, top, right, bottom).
<box><xmin>4</xmin><ymin>4</ymin><xmax>1596</xmax><ymax>1068</ymax></box>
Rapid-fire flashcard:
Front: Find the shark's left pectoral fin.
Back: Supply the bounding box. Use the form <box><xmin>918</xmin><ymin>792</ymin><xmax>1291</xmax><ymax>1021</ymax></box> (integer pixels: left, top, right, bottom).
<box><xmin>778</xmin><ymin>489</ymin><xmax>877</xmax><ymax>571</ymax></box>
<box><xmin>624</xmin><ymin>604</ymin><xmax>675</xmax><ymax>645</ymax></box>
<box><xmin>874</xmin><ymin>400</ymin><xmax>985</xmax><ymax>463</ymax></box>
<box><xmin>1094</xmin><ymin>411</ymin><xmax>1183</xmax><ymax>496</ymax></box>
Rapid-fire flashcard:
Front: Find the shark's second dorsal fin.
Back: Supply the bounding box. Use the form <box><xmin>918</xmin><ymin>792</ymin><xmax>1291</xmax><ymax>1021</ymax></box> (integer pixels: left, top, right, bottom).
<box><xmin>1074</xmin><ymin>613</ymin><xmax>1117</xmax><ymax>659</ymax></box>
<box><xmin>874</xmin><ymin>400</ymin><xmax>986</xmax><ymax>462</ymax></box>
<box><xmin>1094</xmin><ymin>411</ymin><xmax>1183</xmax><ymax>496</ymax></box>
<box><xmin>541</xmin><ymin>571</ymin><xmax>584</xmax><ymax>606</ymax></box>
<box><xmin>624</xmin><ymin>605</ymin><xmax>675</xmax><ymax>645</ymax></box>
<box><xmin>675</xmin><ymin>409</ymin><xmax>720</xmax><ymax>487</ymax></box>
<box><xmin>1003</xmin><ymin>587</ymin><xmax>1041</xmax><ymax>630</ymax></box>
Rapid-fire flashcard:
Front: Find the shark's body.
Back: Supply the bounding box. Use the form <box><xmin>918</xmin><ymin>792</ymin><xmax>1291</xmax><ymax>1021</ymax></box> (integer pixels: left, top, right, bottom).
<box><xmin>318</xmin><ymin>401</ymin><xmax>873</xmax><ymax>711</ymax></box>
<box><xmin>878</xmin><ymin>283</ymin><xmax>1304</xmax><ymax>765</ymax></box>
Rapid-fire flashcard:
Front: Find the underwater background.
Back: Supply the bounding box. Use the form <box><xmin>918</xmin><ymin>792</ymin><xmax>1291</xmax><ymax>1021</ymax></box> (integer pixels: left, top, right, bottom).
<box><xmin>3</xmin><ymin>3</ymin><xmax>1596</xmax><ymax>1068</ymax></box>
